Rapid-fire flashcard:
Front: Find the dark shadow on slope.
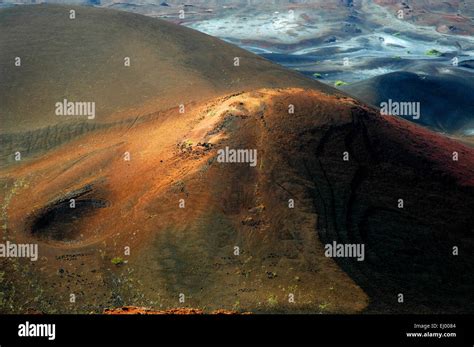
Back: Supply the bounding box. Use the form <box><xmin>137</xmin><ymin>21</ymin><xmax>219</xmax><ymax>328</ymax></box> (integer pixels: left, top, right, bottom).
<box><xmin>295</xmin><ymin>108</ymin><xmax>474</xmax><ymax>313</ymax></box>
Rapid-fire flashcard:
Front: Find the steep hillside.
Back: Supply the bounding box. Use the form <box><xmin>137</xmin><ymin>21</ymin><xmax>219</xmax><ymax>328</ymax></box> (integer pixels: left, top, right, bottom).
<box><xmin>0</xmin><ymin>4</ymin><xmax>336</xmax><ymax>166</ymax></box>
<box><xmin>1</xmin><ymin>87</ymin><xmax>473</xmax><ymax>313</ymax></box>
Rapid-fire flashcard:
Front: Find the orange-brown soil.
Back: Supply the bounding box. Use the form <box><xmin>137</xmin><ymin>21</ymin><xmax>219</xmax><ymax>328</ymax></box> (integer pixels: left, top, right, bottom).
<box><xmin>0</xmin><ymin>88</ymin><xmax>368</xmax><ymax>314</ymax></box>
<box><xmin>103</xmin><ymin>306</ymin><xmax>243</xmax><ymax>315</ymax></box>
<box><xmin>1</xmin><ymin>87</ymin><xmax>473</xmax><ymax>314</ymax></box>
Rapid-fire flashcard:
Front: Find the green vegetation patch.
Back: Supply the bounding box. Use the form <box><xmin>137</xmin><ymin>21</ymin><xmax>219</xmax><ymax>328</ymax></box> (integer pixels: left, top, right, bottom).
<box><xmin>425</xmin><ymin>49</ymin><xmax>442</xmax><ymax>57</ymax></box>
<box><xmin>111</xmin><ymin>257</ymin><xmax>125</xmax><ymax>265</ymax></box>
<box><xmin>334</xmin><ymin>80</ymin><xmax>348</xmax><ymax>87</ymax></box>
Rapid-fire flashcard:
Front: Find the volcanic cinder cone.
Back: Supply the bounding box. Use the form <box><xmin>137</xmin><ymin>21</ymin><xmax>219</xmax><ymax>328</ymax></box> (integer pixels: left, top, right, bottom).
<box><xmin>0</xmin><ymin>5</ymin><xmax>473</xmax><ymax>314</ymax></box>
<box><xmin>341</xmin><ymin>62</ymin><xmax>474</xmax><ymax>137</ymax></box>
